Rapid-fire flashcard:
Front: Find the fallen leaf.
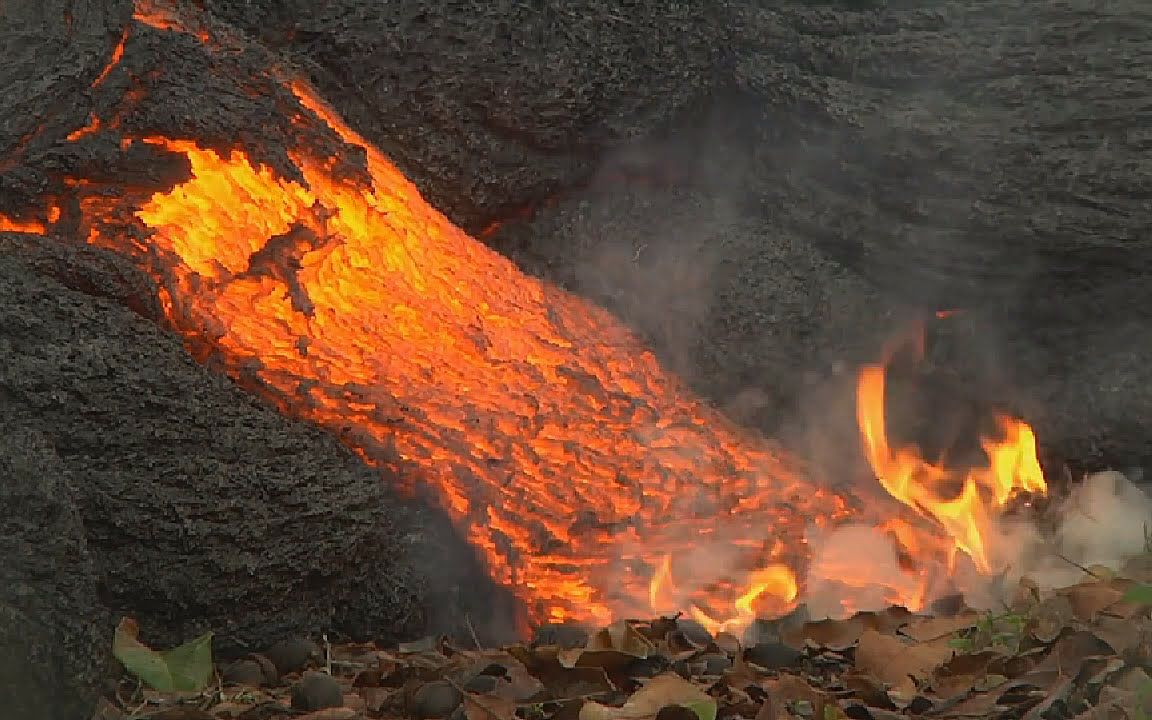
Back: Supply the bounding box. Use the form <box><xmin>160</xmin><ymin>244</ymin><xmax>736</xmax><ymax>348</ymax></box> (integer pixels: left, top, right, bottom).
<box><xmin>356</xmin><ymin>686</ymin><xmax>397</xmax><ymax>712</ymax></box>
<box><xmin>766</xmin><ymin>674</ymin><xmax>826</xmax><ymax>709</ymax></box>
<box><xmin>295</xmin><ymin>710</ymin><xmax>360</xmax><ymax>720</ymax></box>
<box><xmin>1064</xmin><ymin>582</ymin><xmax>1125</xmax><ymax>621</ymax></box>
<box><xmin>463</xmin><ymin>693</ymin><xmax>517</xmax><ymax>720</ymax></box>
<box><xmin>900</xmin><ymin>612</ymin><xmax>980</xmax><ymax>644</ymax></box>
<box><xmin>842</xmin><ymin>672</ymin><xmax>896</xmax><ymax>710</ymax></box>
<box><xmin>534</xmin><ymin>666</ymin><xmax>615</xmax><ymax>701</ymax></box>
<box><xmin>854</xmin><ymin>630</ymin><xmax>953</xmax><ymax>703</ymax></box>
<box><xmin>587</xmin><ymin>622</ymin><xmax>656</xmax><ymax>657</ymax></box>
<box><xmin>111</xmin><ymin>617</ymin><xmax>214</xmax><ymax>692</ymax></box>
<box><xmin>579</xmin><ymin>673</ymin><xmax>716</xmax><ymax>720</ymax></box>
<box><xmin>1030</xmin><ymin>630</ymin><xmax>1117</xmax><ymax>673</ymax></box>
<box><xmin>928</xmin><ymin>651</ymin><xmax>999</xmax><ymax>699</ymax></box>
<box><xmin>788</xmin><ymin>614</ymin><xmax>880</xmax><ymax>651</ymax></box>
<box><xmin>1028</xmin><ymin>595</ymin><xmax>1076</xmax><ymax>643</ymax></box>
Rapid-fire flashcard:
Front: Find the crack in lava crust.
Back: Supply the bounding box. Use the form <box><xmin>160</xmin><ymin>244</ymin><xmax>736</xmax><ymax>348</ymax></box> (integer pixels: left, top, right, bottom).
<box><xmin>73</xmin><ymin>72</ymin><xmax>856</xmax><ymax>627</ymax></box>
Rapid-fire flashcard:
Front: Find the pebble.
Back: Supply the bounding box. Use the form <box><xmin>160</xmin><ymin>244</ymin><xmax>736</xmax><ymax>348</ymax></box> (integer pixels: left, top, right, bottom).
<box><xmin>409</xmin><ymin>680</ymin><xmax>464</xmax><ymax>720</ymax></box>
<box><xmin>291</xmin><ymin>671</ymin><xmax>344</xmax><ymax>711</ymax></box>
<box><xmin>222</xmin><ymin>659</ymin><xmax>268</xmax><ymax>687</ymax></box>
<box><xmin>265</xmin><ymin>637</ymin><xmax>323</xmax><ymax>675</ymax></box>
<box><xmin>745</xmin><ymin>641</ymin><xmax>803</xmax><ymax>669</ymax></box>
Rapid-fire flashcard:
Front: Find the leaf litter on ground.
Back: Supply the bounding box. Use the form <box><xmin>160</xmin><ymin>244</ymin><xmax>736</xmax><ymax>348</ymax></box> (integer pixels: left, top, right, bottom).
<box><xmin>96</xmin><ymin>570</ymin><xmax>1152</xmax><ymax>720</ymax></box>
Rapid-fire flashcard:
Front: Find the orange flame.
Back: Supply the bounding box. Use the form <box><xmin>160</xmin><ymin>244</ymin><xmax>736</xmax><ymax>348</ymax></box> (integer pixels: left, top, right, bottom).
<box><xmin>856</xmin><ymin>364</ymin><xmax>1047</xmax><ymax>574</ymax></box>
<box><xmin>647</xmin><ymin>554</ymin><xmax>798</xmax><ymax>634</ymax></box>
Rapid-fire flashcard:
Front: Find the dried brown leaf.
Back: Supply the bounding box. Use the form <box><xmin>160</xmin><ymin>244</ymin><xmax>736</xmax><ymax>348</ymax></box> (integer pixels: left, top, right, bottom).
<box><xmin>463</xmin><ymin>693</ymin><xmax>517</xmax><ymax>720</ymax></box>
<box><xmin>929</xmin><ymin>651</ymin><xmax>1000</xmax><ymax>699</ymax></box>
<box><xmin>937</xmin><ymin>681</ymin><xmax>1028</xmax><ymax>718</ymax></box>
<box><xmin>900</xmin><ymin>612</ymin><xmax>980</xmax><ymax>644</ymax></box>
<box><xmin>357</xmin><ymin>686</ymin><xmax>397</xmax><ymax>713</ymax></box>
<box><xmin>787</xmin><ymin>614</ymin><xmax>880</xmax><ymax>651</ymax></box>
<box><xmin>854</xmin><ymin>630</ymin><xmax>954</xmax><ymax>703</ymax></box>
<box><xmin>1029</xmin><ymin>595</ymin><xmax>1076</xmax><ymax>643</ymax></box>
<box><xmin>842</xmin><ymin>672</ymin><xmax>896</xmax><ymax>710</ymax></box>
<box><xmin>587</xmin><ymin>622</ymin><xmax>656</xmax><ymax>657</ymax></box>
<box><xmin>1030</xmin><ymin>630</ymin><xmax>1117</xmax><ymax>675</ymax></box>
<box><xmin>294</xmin><ymin>710</ymin><xmax>360</xmax><ymax>720</ymax></box>
<box><xmin>535</xmin><ymin>666</ymin><xmax>616</xmax><ymax>701</ymax></box>
<box><xmin>1064</xmin><ymin>582</ymin><xmax>1126</xmax><ymax>622</ymax></box>
<box><xmin>578</xmin><ymin>674</ymin><xmax>714</xmax><ymax>720</ymax></box>
<box><xmin>713</xmin><ymin>633</ymin><xmax>742</xmax><ymax>656</ymax></box>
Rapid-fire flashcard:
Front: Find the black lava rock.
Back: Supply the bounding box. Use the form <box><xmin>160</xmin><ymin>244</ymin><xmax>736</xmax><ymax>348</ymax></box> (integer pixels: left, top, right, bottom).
<box><xmin>409</xmin><ymin>680</ymin><xmax>464</xmax><ymax>720</ymax></box>
<box><xmin>745</xmin><ymin>641</ymin><xmax>803</xmax><ymax>670</ymax></box>
<box><xmin>265</xmin><ymin>637</ymin><xmax>323</xmax><ymax>676</ymax></box>
<box><xmin>290</xmin><ymin>671</ymin><xmax>344</xmax><ymax>711</ymax></box>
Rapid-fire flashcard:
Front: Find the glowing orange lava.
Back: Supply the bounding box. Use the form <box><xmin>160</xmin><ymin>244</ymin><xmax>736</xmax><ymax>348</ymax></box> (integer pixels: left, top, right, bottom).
<box><xmin>61</xmin><ymin>61</ymin><xmax>863</xmax><ymax>629</ymax></box>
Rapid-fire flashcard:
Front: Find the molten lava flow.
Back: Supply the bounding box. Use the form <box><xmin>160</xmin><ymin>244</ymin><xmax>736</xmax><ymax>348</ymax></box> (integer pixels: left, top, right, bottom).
<box><xmin>51</xmin><ymin>28</ymin><xmax>856</xmax><ymax>628</ymax></box>
<box><xmin>856</xmin><ymin>362</ymin><xmax>1047</xmax><ymax>575</ymax></box>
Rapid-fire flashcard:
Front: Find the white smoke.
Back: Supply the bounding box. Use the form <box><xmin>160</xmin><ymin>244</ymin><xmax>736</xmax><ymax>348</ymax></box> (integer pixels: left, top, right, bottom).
<box><xmin>800</xmin><ymin>470</ymin><xmax>1152</xmax><ymax>618</ymax></box>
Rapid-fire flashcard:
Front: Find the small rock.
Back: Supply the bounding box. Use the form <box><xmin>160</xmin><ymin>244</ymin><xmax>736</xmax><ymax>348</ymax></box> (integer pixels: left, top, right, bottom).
<box><xmin>222</xmin><ymin>659</ymin><xmax>269</xmax><ymax>687</ymax></box>
<box><xmin>674</xmin><ymin>619</ymin><xmax>713</xmax><ymax>648</ymax></box>
<box><xmin>249</xmin><ymin>652</ymin><xmax>280</xmax><ymax>684</ymax></box>
<box><xmin>409</xmin><ymin>680</ymin><xmax>464</xmax><ymax>720</ymax></box>
<box><xmin>745</xmin><ymin>641</ymin><xmax>803</xmax><ymax>669</ymax></box>
<box><xmin>291</xmin><ymin>671</ymin><xmax>344</xmax><ymax>711</ymax></box>
<box><xmin>266</xmin><ymin>637</ymin><xmax>323</xmax><ymax>675</ymax></box>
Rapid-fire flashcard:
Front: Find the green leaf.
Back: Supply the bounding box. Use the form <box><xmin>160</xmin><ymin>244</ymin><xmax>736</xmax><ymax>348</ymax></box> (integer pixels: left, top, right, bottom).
<box><xmin>1123</xmin><ymin>584</ymin><xmax>1152</xmax><ymax>606</ymax></box>
<box><xmin>112</xmin><ymin>617</ymin><xmax>214</xmax><ymax>692</ymax></box>
<box><xmin>683</xmin><ymin>699</ymin><xmax>718</xmax><ymax>720</ymax></box>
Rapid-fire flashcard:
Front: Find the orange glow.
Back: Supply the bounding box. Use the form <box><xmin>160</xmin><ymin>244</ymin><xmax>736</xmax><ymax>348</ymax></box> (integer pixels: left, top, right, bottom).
<box><xmin>648</xmin><ymin>554</ymin><xmax>799</xmax><ymax>634</ymax></box>
<box><xmin>856</xmin><ymin>363</ymin><xmax>1047</xmax><ymax>574</ymax></box>
<box><xmin>0</xmin><ymin>203</ymin><xmax>60</xmax><ymax>234</ymax></box>
<box><xmin>92</xmin><ymin>29</ymin><xmax>129</xmax><ymax>89</ymax></box>
<box><xmin>133</xmin><ymin>0</ymin><xmax>211</xmax><ymax>42</ymax></box>
<box><xmin>67</xmin><ymin>115</ymin><xmax>103</xmax><ymax>142</ymax></box>
<box><xmin>0</xmin><ymin>214</ymin><xmax>45</xmax><ymax>234</ymax></box>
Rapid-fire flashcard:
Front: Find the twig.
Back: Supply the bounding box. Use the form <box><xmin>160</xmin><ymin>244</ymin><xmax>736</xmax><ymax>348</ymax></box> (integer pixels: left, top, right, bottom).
<box><xmin>1056</xmin><ymin>553</ymin><xmax>1104</xmax><ymax>580</ymax></box>
<box><xmin>464</xmin><ymin>614</ymin><xmax>483</xmax><ymax>650</ymax></box>
<box><xmin>322</xmin><ymin>633</ymin><xmax>333</xmax><ymax>675</ymax></box>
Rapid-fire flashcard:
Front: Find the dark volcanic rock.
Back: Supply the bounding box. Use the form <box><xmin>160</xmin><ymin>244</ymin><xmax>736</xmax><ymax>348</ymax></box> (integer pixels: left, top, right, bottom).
<box><xmin>204</xmin><ymin>0</ymin><xmax>730</xmax><ymax>229</ymax></box>
<box><xmin>0</xmin><ymin>429</ymin><xmax>109</xmax><ymax>720</ymax></box>
<box><xmin>0</xmin><ymin>246</ymin><xmax>427</xmax><ymax>651</ymax></box>
<box><xmin>496</xmin><ymin>1</ymin><xmax>1152</xmax><ymax>469</ymax></box>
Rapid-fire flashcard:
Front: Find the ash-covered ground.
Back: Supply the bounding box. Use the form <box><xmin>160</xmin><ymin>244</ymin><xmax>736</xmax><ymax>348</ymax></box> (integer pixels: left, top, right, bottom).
<box><xmin>2</xmin><ymin>0</ymin><xmax>1151</xmax><ymax>717</ymax></box>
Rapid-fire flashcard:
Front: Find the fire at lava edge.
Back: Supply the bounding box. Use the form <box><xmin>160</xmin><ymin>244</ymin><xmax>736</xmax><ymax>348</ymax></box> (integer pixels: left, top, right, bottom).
<box><xmin>1</xmin><ymin>0</ymin><xmax>1051</xmax><ymax>635</ymax></box>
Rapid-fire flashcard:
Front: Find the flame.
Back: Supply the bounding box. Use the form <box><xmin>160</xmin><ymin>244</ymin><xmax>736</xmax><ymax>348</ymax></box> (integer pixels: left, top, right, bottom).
<box><xmin>648</xmin><ymin>552</ymin><xmax>797</xmax><ymax>635</ymax></box>
<box><xmin>856</xmin><ymin>363</ymin><xmax>1047</xmax><ymax>574</ymax></box>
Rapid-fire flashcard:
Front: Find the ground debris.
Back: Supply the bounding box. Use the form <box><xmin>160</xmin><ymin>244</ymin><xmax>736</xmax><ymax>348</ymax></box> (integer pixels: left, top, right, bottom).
<box><xmin>95</xmin><ymin>574</ymin><xmax>1152</xmax><ymax>720</ymax></box>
